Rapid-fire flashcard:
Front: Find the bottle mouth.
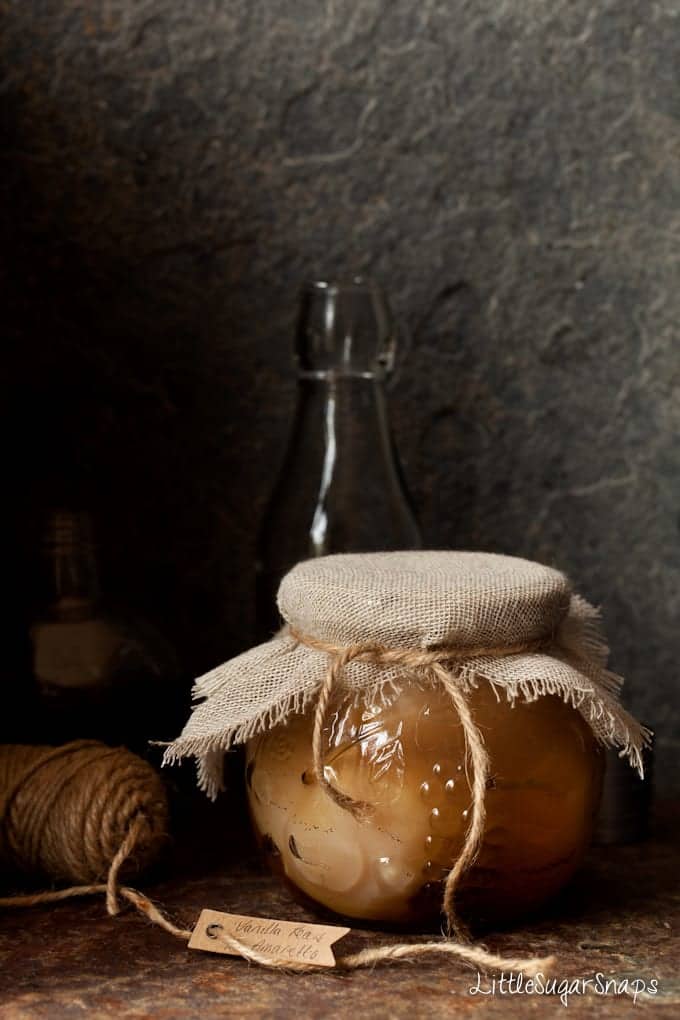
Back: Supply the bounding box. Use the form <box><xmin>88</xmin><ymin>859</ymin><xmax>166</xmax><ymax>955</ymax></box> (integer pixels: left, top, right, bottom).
<box><xmin>296</xmin><ymin>277</ymin><xmax>395</xmax><ymax>377</ymax></box>
<box><xmin>301</xmin><ymin>277</ymin><xmax>383</xmax><ymax>298</ymax></box>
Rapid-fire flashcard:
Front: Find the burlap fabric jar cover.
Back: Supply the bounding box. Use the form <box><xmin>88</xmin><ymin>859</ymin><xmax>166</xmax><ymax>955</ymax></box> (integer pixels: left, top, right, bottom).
<box><xmin>165</xmin><ymin>551</ymin><xmax>648</xmax><ymax>938</ymax></box>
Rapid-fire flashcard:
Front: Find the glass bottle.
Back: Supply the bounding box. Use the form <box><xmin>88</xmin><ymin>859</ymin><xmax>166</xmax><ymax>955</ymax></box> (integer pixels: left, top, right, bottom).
<box><xmin>256</xmin><ymin>279</ymin><xmax>422</xmax><ymax>638</ymax></box>
<box><xmin>29</xmin><ymin>509</ymin><xmax>179</xmax><ymax>752</ymax></box>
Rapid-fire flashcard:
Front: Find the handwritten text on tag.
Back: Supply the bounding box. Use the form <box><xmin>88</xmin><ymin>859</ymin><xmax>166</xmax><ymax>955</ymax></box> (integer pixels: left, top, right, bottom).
<box><xmin>188</xmin><ymin>909</ymin><xmax>351</xmax><ymax>968</ymax></box>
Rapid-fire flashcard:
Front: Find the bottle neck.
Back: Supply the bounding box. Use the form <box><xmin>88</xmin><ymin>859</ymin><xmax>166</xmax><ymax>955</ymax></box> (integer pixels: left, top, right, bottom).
<box><xmin>39</xmin><ymin>511</ymin><xmax>102</xmax><ymax>620</ymax></box>
<box><xmin>292</xmin><ymin>371</ymin><xmax>391</xmax><ymax>465</ymax></box>
<box><xmin>286</xmin><ymin>373</ymin><xmax>419</xmax><ymax>555</ymax></box>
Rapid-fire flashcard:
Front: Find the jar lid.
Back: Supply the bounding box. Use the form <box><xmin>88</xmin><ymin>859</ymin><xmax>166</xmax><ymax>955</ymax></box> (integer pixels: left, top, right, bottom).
<box><xmin>164</xmin><ymin>551</ymin><xmax>649</xmax><ymax>798</ymax></box>
<box><xmin>278</xmin><ymin>551</ymin><xmax>570</xmax><ymax>650</ymax></box>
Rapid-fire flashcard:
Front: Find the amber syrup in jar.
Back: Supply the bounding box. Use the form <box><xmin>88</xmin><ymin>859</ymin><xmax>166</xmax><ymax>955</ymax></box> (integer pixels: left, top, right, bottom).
<box><xmin>246</xmin><ymin>682</ymin><xmax>603</xmax><ymax>928</ymax></box>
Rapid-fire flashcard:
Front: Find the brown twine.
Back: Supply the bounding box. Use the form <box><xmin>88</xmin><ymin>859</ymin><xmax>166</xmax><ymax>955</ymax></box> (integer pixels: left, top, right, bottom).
<box><xmin>0</xmin><ymin>813</ymin><xmax>554</xmax><ymax>977</ymax></box>
<box><xmin>0</xmin><ymin>720</ymin><xmax>555</xmax><ymax>977</ymax></box>
<box><xmin>0</xmin><ymin>741</ymin><xmax>170</xmax><ymax>887</ymax></box>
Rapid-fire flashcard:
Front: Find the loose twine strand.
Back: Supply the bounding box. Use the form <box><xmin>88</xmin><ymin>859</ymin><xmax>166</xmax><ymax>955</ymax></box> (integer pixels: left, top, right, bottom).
<box><xmin>0</xmin><ymin>813</ymin><xmax>554</xmax><ymax>977</ymax></box>
<box><xmin>0</xmin><ymin>639</ymin><xmax>556</xmax><ymax>977</ymax></box>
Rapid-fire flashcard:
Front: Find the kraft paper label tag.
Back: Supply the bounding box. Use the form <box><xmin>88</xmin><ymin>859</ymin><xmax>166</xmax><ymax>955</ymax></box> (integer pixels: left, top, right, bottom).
<box><xmin>188</xmin><ymin>909</ymin><xmax>351</xmax><ymax>968</ymax></box>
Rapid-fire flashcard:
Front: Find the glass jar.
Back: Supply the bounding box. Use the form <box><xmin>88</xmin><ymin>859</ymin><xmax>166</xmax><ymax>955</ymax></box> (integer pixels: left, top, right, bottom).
<box><xmin>165</xmin><ymin>550</ymin><xmax>644</xmax><ymax>930</ymax></box>
<box><xmin>246</xmin><ymin>681</ymin><xmax>604</xmax><ymax>927</ymax></box>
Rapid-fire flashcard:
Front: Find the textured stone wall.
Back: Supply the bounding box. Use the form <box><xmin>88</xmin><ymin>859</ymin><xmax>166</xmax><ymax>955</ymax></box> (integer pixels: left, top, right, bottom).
<box><xmin>2</xmin><ymin>2</ymin><xmax>678</xmax><ymax>787</ymax></box>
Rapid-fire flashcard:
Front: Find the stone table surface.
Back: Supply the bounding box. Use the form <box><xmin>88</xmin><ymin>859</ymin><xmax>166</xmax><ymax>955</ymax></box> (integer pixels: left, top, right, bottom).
<box><xmin>1</xmin><ymin>802</ymin><xmax>678</xmax><ymax>1019</ymax></box>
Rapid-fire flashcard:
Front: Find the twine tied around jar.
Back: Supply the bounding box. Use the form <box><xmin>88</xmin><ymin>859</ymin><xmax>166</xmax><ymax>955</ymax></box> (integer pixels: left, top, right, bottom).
<box><xmin>288</xmin><ymin>626</ymin><xmax>554</xmax><ymax>943</ymax></box>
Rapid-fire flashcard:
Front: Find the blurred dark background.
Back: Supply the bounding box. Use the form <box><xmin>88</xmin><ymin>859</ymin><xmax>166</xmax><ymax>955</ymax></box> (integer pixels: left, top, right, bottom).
<box><xmin>1</xmin><ymin>2</ymin><xmax>677</xmax><ymax>789</ymax></box>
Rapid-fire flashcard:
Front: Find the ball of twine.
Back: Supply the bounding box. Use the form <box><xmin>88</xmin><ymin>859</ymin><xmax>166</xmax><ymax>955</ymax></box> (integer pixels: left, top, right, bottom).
<box><xmin>0</xmin><ymin>740</ymin><xmax>169</xmax><ymax>887</ymax></box>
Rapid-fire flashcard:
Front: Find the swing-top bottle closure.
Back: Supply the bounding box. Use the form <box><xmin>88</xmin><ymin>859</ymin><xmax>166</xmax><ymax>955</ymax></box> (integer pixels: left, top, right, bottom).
<box><xmin>295</xmin><ymin>278</ymin><xmax>396</xmax><ymax>380</ymax></box>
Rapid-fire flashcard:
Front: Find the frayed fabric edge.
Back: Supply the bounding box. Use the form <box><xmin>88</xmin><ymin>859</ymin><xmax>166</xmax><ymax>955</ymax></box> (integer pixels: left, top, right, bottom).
<box><xmin>162</xmin><ymin>666</ymin><xmax>651</xmax><ymax>800</ymax></box>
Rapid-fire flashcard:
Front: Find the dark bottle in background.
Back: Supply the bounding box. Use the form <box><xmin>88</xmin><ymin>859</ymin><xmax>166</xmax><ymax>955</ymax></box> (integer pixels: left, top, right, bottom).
<box><xmin>256</xmin><ymin>279</ymin><xmax>422</xmax><ymax>640</ymax></box>
<box><xmin>29</xmin><ymin>508</ymin><xmax>179</xmax><ymax>753</ymax></box>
